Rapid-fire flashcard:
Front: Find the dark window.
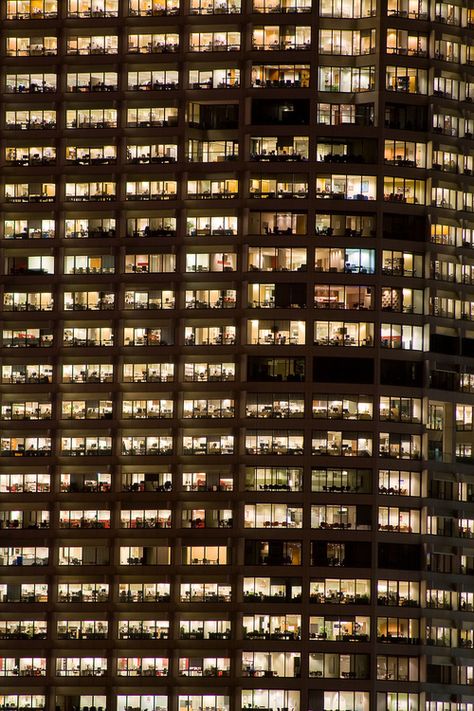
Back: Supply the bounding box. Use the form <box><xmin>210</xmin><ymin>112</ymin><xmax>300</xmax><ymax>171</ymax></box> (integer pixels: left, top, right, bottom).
<box><xmin>247</xmin><ymin>356</ymin><xmax>305</xmax><ymax>382</ymax></box>
<box><xmin>430</xmin><ymin>334</ymin><xmax>459</xmax><ymax>355</ymax></box>
<box><xmin>314</xmin><ymin>357</ymin><xmax>374</xmax><ymax>384</ymax></box>
<box><xmin>462</xmin><ymin>337</ymin><xmax>474</xmax><ymax>357</ymax></box>
<box><xmin>380</xmin><ymin>359</ymin><xmax>423</xmax><ymax>386</ymax></box>
<box><xmin>427</xmin><ymin>665</ymin><xmax>452</xmax><ymax>684</ymax></box>
<box><xmin>244</xmin><ymin>539</ymin><xmax>299</xmax><ymax>566</ymax></box>
<box><xmin>274</xmin><ymin>283</ymin><xmax>306</xmax><ymax>308</ymax></box>
<box><xmin>383</xmin><ymin>213</ymin><xmax>426</xmax><ymax>241</ymax></box>
<box><xmin>378</xmin><ymin>543</ymin><xmax>422</xmax><ymax>570</ymax></box>
<box><xmin>251</xmin><ymin>100</ymin><xmax>309</xmax><ymax>125</ymax></box>
<box><xmin>385</xmin><ymin>103</ymin><xmax>428</xmax><ymax>131</ymax></box>
<box><xmin>311</xmin><ymin>540</ymin><xmax>371</xmax><ymax>567</ymax></box>
<box><xmin>429</xmin><ymin>369</ymin><xmax>459</xmax><ymax>390</ymax></box>
<box><xmin>191</xmin><ymin>104</ymin><xmax>239</xmax><ymax>129</ymax></box>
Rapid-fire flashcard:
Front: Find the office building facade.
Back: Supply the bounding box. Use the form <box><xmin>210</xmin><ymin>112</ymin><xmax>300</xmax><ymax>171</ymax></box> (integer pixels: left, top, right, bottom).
<box><xmin>0</xmin><ymin>0</ymin><xmax>474</xmax><ymax>710</ymax></box>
